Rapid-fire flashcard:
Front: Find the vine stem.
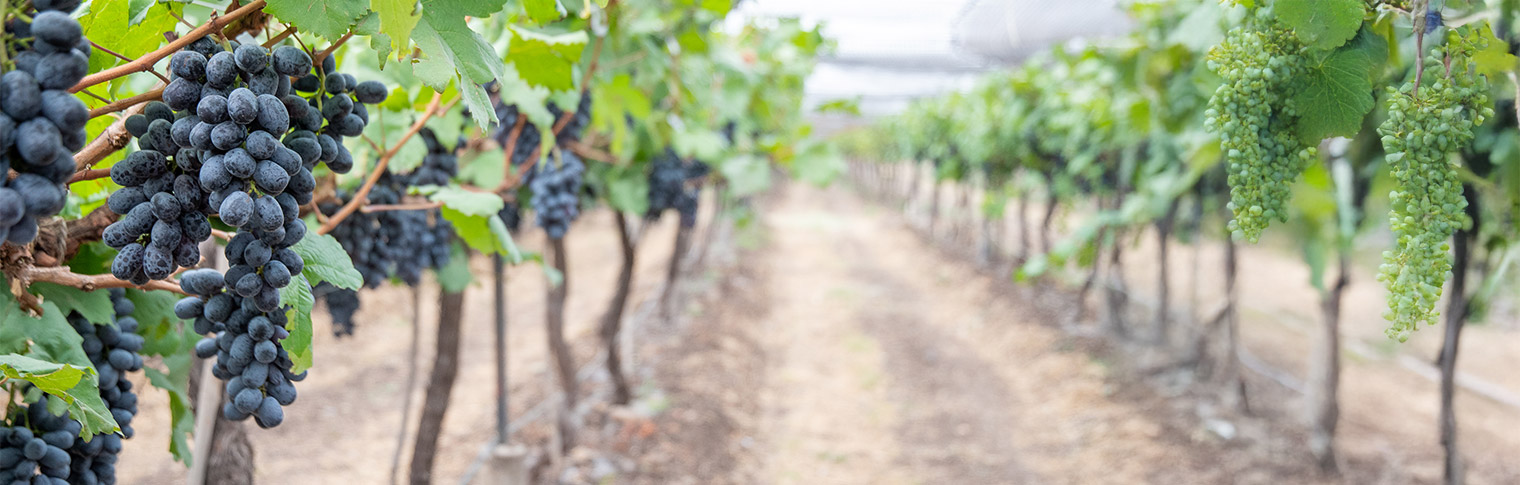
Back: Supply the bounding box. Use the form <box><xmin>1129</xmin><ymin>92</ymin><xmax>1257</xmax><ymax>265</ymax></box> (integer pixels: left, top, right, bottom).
<box><xmin>317</xmin><ymin>93</ymin><xmax>453</xmax><ymax>235</ymax></box>
<box><xmin>314</xmin><ymin>31</ymin><xmax>353</xmax><ymax>65</ymax></box>
<box><xmin>69</xmin><ymin>0</ymin><xmax>268</xmax><ymax>93</ymax></box>
<box><xmin>15</xmin><ymin>266</ymin><xmax>188</xmax><ymax>301</ymax></box>
<box><xmin>72</xmin><ymin>101</ymin><xmax>153</xmax><ymax>176</ymax></box>
<box><xmin>88</xmin><ymin>86</ymin><xmax>164</xmax><ymax>119</ymax></box>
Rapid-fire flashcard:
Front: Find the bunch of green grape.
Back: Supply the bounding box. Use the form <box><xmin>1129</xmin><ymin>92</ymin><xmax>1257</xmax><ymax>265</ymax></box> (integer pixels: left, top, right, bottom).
<box><xmin>1376</xmin><ymin>26</ymin><xmax>1494</xmax><ymax>341</ymax></box>
<box><xmin>1203</xmin><ymin>15</ymin><xmax>1316</xmax><ymax>243</ymax></box>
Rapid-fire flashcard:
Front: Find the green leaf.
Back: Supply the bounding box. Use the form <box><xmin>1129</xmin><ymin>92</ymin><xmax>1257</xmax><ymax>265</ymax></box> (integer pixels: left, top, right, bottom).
<box><xmin>606</xmin><ymin>172</ymin><xmax>649</xmax><ymax>214</ymax></box>
<box><xmin>263</xmin><ymin>0</ymin><xmax>367</xmax><ymax>40</ymax></box>
<box><xmin>497</xmin><ymin>72</ymin><xmax>555</xmax><ymax>127</ymax></box>
<box><xmin>126</xmin><ymin>0</ymin><xmax>153</xmax><ymax>25</ymax></box>
<box><xmin>1472</xmin><ymin>22</ymin><xmax>1518</xmax><ymax>77</ymax></box>
<box><xmin>126</xmin><ymin>289</ymin><xmax>184</xmax><ymax>357</ymax></box>
<box><xmin>719</xmin><ymin>154</ymin><xmax>771</xmax><ymax>197</ymax></box>
<box><xmin>791</xmin><ymin>141</ymin><xmax>844</xmax><ymax>186</ymax></box>
<box><xmin>460</xmin><ymin>80</ymin><xmax>500</xmax><ymax>129</ymax></box>
<box><xmin>29</xmin><ymin>283</ymin><xmax>112</xmax><ymax>326</ymax></box>
<box><xmin>1292</xmin><ymin>27</ymin><xmax>1386</xmax><ymax>142</ymax></box>
<box><xmin>1274</xmin><ymin>0</ymin><xmax>1364</xmax><ymax>50</ymax></box>
<box><xmin>436</xmin><ymin>243</ymin><xmax>473</xmax><ymax>293</ymax></box>
<box><xmin>80</xmin><ymin>0</ymin><xmax>176</xmax><ymax>72</ymax></box>
<box><xmin>813</xmin><ymin>98</ymin><xmax>861</xmax><ymax>116</ymax></box>
<box><xmin>61</xmin><ymin>377</ymin><xmax>119</xmax><ymax>437</ymax></box>
<box><xmin>143</xmin><ymin>353</ymin><xmax>194</xmax><ymax>465</ymax></box>
<box><xmin>291</xmin><ymin>233</ymin><xmax>364</xmax><ymax>290</ymax></box>
<box><xmin>441</xmin><ymin>207</ymin><xmax>509</xmax><ymax>255</ymax></box>
<box><xmin>460</xmin><ymin>147</ymin><xmax>507</xmax><ymax>188</ymax></box>
<box><xmin>487</xmin><ymin>216</ymin><xmax>524</xmax><ymax>264</ymax></box>
<box><xmin>507</xmin><ymin>26</ymin><xmax>588</xmax><ymax>91</ymax></box>
<box><xmin>279</xmin><ymin>274</ymin><xmax>314</xmax><ymax>373</ymax></box>
<box><xmin>0</xmin><ymin>298</ymin><xmax>91</xmax><ymax>370</ymax></box>
<box><xmin>413</xmin><ymin>0</ymin><xmax>509</xmax><ymax>86</ymax></box>
<box><xmin>523</xmin><ymin>0</ymin><xmax>561</xmax><ymax>23</ymax></box>
<box><xmin>375</xmin><ymin>0</ymin><xmax>420</xmax><ymax>57</ymax></box>
<box><xmin>0</xmin><ymin>354</ymin><xmax>88</xmax><ymax>399</ymax></box>
<box><xmin>674</xmin><ymin>128</ymin><xmax>726</xmax><ymax>160</ymax></box>
<box><xmin>427</xmin><ymin>185</ymin><xmax>504</xmax><ymax>216</ymax></box>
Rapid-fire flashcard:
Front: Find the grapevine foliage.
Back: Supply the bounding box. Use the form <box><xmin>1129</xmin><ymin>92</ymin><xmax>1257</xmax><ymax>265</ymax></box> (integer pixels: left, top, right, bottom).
<box><xmin>0</xmin><ymin>290</ymin><xmax>142</xmax><ymax>485</ymax></box>
<box><xmin>1204</xmin><ymin>13</ymin><xmax>1317</xmax><ymax>243</ymax></box>
<box><xmin>1376</xmin><ymin>27</ymin><xmax>1493</xmax><ymax>341</ymax></box>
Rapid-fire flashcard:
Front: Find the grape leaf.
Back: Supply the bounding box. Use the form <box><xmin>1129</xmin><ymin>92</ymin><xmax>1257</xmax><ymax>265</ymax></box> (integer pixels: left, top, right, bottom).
<box><xmin>507</xmin><ymin>27</ymin><xmax>588</xmax><ymax>91</ymax></box>
<box><xmin>441</xmin><ymin>208</ymin><xmax>509</xmax><ymax>255</ymax></box>
<box><xmin>291</xmin><ymin>233</ymin><xmax>365</xmax><ymax>290</ymax></box>
<box><xmin>1472</xmin><ymin>22</ymin><xmax>1518</xmax><ymax>77</ymax></box>
<box><xmin>1275</xmin><ymin>0</ymin><xmax>1364</xmax><ymax>50</ymax></box>
<box><xmin>436</xmin><ymin>243</ymin><xmax>473</xmax><ymax>293</ymax></box>
<box><xmin>143</xmin><ymin>353</ymin><xmax>194</xmax><ymax>465</ymax></box>
<box><xmin>414</xmin><ymin>0</ymin><xmax>509</xmax><ymax>86</ymax></box>
<box><xmin>279</xmin><ymin>274</ymin><xmax>314</xmax><ymax>373</ymax></box>
<box><xmin>497</xmin><ymin>72</ymin><xmax>555</xmax><ymax>127</ymax></box>
<box><xmin>791</xmin><ymin>140</ymin><xmax>845</xmax><ymax>186</ymax></box>
<box><xmin>461</xmin><ymin>80</ymin><xmax>500</xmax><ymax>128</ymax></box>
<box><xmin>674</xmin><ymin>128</ymin><xmax>726</xmax><ymax>160</ymax></box>
<box><xmin>460</xmin><ymin>147</ymin><xmax>507</xmax><ymax>188</ymax></box>
<box><xmin>0</xmin><ymin>298</ymin><xmax>91</xmax><ymax>370</ymax></box>
<box><xmin>80</xmin><ymin>0</ymin><xmax>177</xmax><ymax>73</ymax></box>
<box><xmin>0</xmin><ymin>297</ymin><xmax>118</xmax><ymax>437</ymax></box>
<box><xmin>428</xmin><ymin>185</ymin><xmax>505</xmax><ymax>216</ymax></box>
<box><xmin>0</xmin><ymin>354</ymin><xmax>89</xmax><ymax>399</ymax></box>
<box><xmin>126</xmin><ymin>288</ymin><xmax>184</xmax><ymax>357</ymax></box>
<box><xmin>606</xmin><ymin>171</ymin><xmax>649</xmax><ymax>214</ymax></box>
<box><xmin>126</xmin><ymin>0</ymin><xmax>153</xmax><ymax>25</ymax></box>
<box><xmin>1293</xmin><ymin>28</ymin><xmax>1386</xmax><ymax>143</ymax></box>
<box><xmin>29</xmin><ymin>283</ymin><xmax>112</xmax><ymax>326</ymax></box>
<box><xmin>719</xmin><ymin>154</ymin><xmax>771</xmax><ymax>197</ymax></box>
<box><xmin>375</xmin><ymin>0</ymin><xmax>420</xmax><ymax>57</ymax></box>
<box><xmin>263</xmin><ymin>0</ymin><xmax>369</xmax><ymax>40</ymax></box>
<box><xmin>488</xmin><ymin>216</ymin><xmax>524</xmax><ymax>264</ymax></box>
<box><xmin>523</xmin><ymin>0</ymin><xmax>561</xmax><ymax>24</ymax></box>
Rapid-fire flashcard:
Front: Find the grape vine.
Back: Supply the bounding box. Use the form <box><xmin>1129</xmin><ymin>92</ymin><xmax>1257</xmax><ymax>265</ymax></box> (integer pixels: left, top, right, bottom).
<box><xmin>1376</xmin><ymin>26</ymin><xmax>1493</xmax><ymax>341</ymax></box>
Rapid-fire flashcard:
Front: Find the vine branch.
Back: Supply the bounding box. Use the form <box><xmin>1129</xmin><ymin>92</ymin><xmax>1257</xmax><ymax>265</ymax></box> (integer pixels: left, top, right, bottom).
<box><xmin>70</xmin><ymin>0</ymin><xmax>268</xmax><ymax>93</ymax></box>
<box><xmin>317</xmin><ymin>93</ymin><xmax>452</xmax><ymax>235</ymax></box>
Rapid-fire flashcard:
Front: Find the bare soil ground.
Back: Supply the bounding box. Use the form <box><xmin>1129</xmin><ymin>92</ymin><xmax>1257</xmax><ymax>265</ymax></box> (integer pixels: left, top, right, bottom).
<box><xmin>116</xmin><ymin>179</ymin><xmax>1520</xmax><ymax>484</ymax></box>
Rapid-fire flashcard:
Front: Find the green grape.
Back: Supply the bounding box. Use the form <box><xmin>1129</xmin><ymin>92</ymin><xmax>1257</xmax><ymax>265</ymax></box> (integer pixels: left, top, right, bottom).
<box><xmin>1375</xmin><ymin>27</ymin><xmax>1495</xmax><ymax>341</ymax></box>
<box><xmin>1203</xmin><ymin>16</ymin><xmax>1315</xmax><ymax>243</ymax></box>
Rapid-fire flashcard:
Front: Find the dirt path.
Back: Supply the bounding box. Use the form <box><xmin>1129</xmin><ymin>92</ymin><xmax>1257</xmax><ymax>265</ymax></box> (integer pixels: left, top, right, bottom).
<box><xmin>652</xmin><ymin>182</ymin><xmax>1520</xmax><ymax>484</ymax></box>
<box><xmin>701</xmin><ymin>185</ymin><xmax>1205</xmax><ymax>484</ymax></box>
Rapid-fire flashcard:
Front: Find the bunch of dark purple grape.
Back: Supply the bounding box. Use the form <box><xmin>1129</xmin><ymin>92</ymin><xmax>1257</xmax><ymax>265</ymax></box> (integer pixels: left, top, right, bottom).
<box><xmin>530</xmin><ymin>151</ymin><xmax>585</xmax><ymax>239</ymax></box>
<box><xmin>0</xmin><ymin>404</ymin><xmax>76</xmax><ymax>485</ymax></box>
<box><xmin>64</xmin><ymin>289</ymin><xmax>144</xmax><ymax>485</ymax></box>
<box><xmin>179</xmin><ymin>268</ymin><xmax>304</xmax><ymax>428</ymax></box>
<box><xmin>645</xmin><ymin>149</ymin><xmax>708</xmax><ymax>228</ymax></box>
<box><xmin>0</xmin><ymin>2</ymin><xmax>92</xmax><ymax>245</ymax></box>
<box><xmin>316</xmin><ymin>129</ymin><xmax>458</xmax><ymax>336</ymax></box>
<box><xmin>128</xmin><ymin>38</ymin><xmax>385</xmax><ymax>428</ymax></box>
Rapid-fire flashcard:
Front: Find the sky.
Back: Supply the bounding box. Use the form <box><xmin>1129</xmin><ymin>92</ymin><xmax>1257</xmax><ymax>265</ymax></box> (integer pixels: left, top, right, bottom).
<box><xmin>729</xmin><ymin>0</ymin><xmax>1132</xmax><ymax>119</ymax></box>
